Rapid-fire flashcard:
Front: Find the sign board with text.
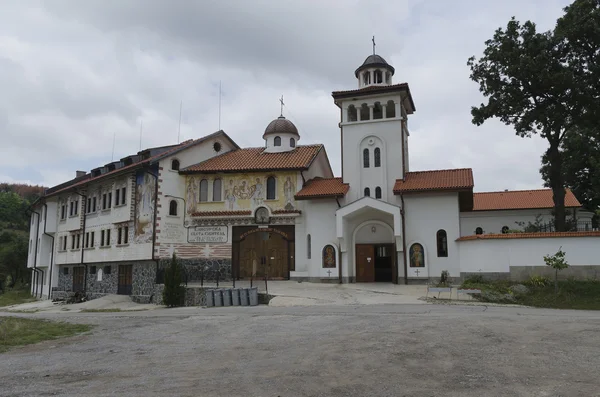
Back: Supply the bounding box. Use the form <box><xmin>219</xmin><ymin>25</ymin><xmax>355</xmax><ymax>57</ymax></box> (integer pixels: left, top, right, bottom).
<box><xmin>188</xmin><ymin>226</ymin><xmax>228</xmax><ymax>243</ymax></box>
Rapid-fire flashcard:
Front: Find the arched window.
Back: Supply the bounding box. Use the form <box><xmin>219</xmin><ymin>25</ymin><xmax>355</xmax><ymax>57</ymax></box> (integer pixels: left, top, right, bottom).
<box><xmin>213</xmin><ymin>179</ymin><xmax>222</xmax><ymax>201</ymax></box>
<box><xmin>375</xmin><ymin>187</ymin><xmax>382</xmax><ymax>199</ymax></box>
<box><xmin>363</xmin><ymin>72</ymin><xmax>370</xmax><ymax>85</ymax></box>
<box><xmin>436</xmin><ymin>230</ymin><xmax>448</xmax><ymax>257</ymax></box>
<box><xmin>347</xmin><ymin>105</ymin><xmax>357</xmax><ymax>122</ymax></box>
<box><xmin>169</xmin><ymin>200</ymin><xmax>178</xmax><ymax>216</ymax></box>
<box><xmin>199</xmin><ymin>179</ymin><xmax>208</xmax><ymax>202</ymax></box>
<box><xmin>364</xmin><ymin>187</ymin><xmax>370</xmax><ymax>197</ymax></box>
<box><xmin>386</xmin><ymin>100</ymin><xmax>396</xmax><ymax>118</ymax></box>
<box><xmin>307</xmin><ymin>234</ymin><xmax>311</xmax><ymax>259</ymax></box>
<box><xmin>290</xmin><ymin>137</ymin><xmax>296</xmax><ymax>147</ymax></box>
<box><xmin>475</xmin><ymin>227</ymin><xmax>483</xmax><ymax>235</ymax></box>
<box><xmin>385</xmin><ymin>72</ymin><xmax>391</xmax><ymax>84</ymax></box>
<box><xmin>374</xmin><ymin>69</ymin><xmax>383</xmax><ymax>84</ymax></box>
<box><xmin>171</xmin><ymin>159</ymin><xmax>180</xmax><ymax>171</ymax></box>
<box><xmin>266</xmin><ymin>176</ymin><xmax>276</xmax><ymax>200</ymax></box>
<box><xmin>374</xmin><ymin>147</ymin><xmax>381</xmax><ymax>167</ymax></box>
<box><xmin>373</xmin><ymin>102</ymin><xmax>383</xmax><ymax>119</ymax></box>
<box><xmin>501</xmin><ymin>226</ymin><xmax>509</xmax><ymax>234</ymax></box>
<box><xmin>363</xmin><ymin>148</ymin><xmax>370</xmax><ymax>168</ymax></box>
<box><xmin>360</xmin><ymin>103</ymin><xmax>370</xmax><ymax>120</ymax></box>
<box><xmin>274</xmin><ymin>136</ymin><xmax>281</xmax><ymax>146</ymax></box>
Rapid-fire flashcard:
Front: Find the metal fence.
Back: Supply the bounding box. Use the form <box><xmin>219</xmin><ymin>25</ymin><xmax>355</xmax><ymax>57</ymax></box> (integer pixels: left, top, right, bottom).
<box><xmin>529</xmin><ymin>221</ymin><xmax>599</xmax><ymax>233</ymax></box>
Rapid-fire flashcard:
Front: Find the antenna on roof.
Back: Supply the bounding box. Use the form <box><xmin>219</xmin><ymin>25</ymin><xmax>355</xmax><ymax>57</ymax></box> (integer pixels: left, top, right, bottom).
<box><xmin>139</xmin><ymin>120</ymin><xmax>143</xmax><ymax>151</ymax></box>
<box><xmin>218</xmin><ymin>81</ymin><xmax>222</xmax><ymax>131</ymax></box>
<box><xmin>178</xmin><ymin>100</ymin><xmax>182</xmax><ymax>144</ymax></box>
<box><xmin>111</xmin><ymin>131</ymin><xmax>116</xmax><ymax>162</ymax></box>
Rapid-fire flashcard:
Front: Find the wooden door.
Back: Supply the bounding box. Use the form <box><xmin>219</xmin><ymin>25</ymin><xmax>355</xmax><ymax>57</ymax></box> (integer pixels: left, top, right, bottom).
<box><xmin>72</xmin><ymin>266</ymin><xmax>85</xmax><ymax>292</ymax></box>
<box><xmin>118</xmin><ymin>265</ymin><xmax>133</xmax><ymax>295</ymax></box>
<box><xmin>355</xmin><ymin>244</ymin><xmax>375</xmax><ymax>282</ymax></box>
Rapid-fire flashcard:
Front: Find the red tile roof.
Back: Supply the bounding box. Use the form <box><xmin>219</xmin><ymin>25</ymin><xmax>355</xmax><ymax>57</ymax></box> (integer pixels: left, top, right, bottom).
<box><xmin>181</xmin><ymin>145</ymin><xmax>323</xmax><ymax>173</ymax></box>
<box><xmin>472</xmin><ymin>189</ymin><xmax>581</xmax><ymax>211</ymax></box>
<box><xmin>190</xmin><ymin>210</ymin><xmax>252</xmax><ymax>217</ymax></box>
<box><xmin>272</xmin><ymin>209</ymin><xmax>302</xmax><ymax>214</ymax></box>
<box><xmin>295</xmin><ymin>177</ymin><xmax>350</xmax><ymax>200</ymax></box>
<box><xmin>457</xmin><ymin>231</ymin><xmax>600</xmax><ymax>241</ymax></box>
<box><xmin>393</xmin><ymin>169</ymin><xmax>474</xmax><ymax>194</ymax></box>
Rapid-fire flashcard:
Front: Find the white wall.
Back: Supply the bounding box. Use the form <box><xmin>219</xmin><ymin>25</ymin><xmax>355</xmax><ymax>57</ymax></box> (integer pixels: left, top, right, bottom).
<box><xmin>460</xmin><ymin>209</ymin><xmax>554</xmax><ymax>236</ymax></box>
<box><xmin>459</xmin><ymin>236</ymin><xmax>600</xmax><ymax>274</ymax></box>
<box><xmin>295</xmin><ymin>199</ymin><xmax>339</xmax><ymax>279</ymax></box>
<box><xmin>402</xmin><ymin>192</ymin><xmax>461</xmax><ymax>278</ymax></box>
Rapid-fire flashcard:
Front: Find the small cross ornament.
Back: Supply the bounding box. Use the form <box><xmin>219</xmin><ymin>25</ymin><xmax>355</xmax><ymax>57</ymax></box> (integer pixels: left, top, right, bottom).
<box><xmin>327</xmin><ymin>269</ymin><xmax>332</xmax><ymax>277</ymax></box>
<box><xmin>414</xmin><ymin>269</ymin><xmax>421</xmax><ymax>277</ymax></box>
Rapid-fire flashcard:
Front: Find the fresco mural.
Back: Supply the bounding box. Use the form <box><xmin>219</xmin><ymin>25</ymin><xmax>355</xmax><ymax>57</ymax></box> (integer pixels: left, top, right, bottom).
<box><xmin>409</xmin><ymin>243</ymin><xmax>425</xmax><ymax>268</ymax></box>
<box><xmin>187</xmin><ymin>172</ymin><xmax>298</xmax><ymax>214</ymax></box>
<box><xmin>134</xmin><ymin>170</ymin><xmax>156</xmax><ymax>243</ymax></box>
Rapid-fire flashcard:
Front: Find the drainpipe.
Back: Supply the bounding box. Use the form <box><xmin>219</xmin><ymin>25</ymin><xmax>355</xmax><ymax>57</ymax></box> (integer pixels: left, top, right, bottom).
<box><xmin>336</xmin><ymin>197</ymin><xmax>342</xmax><ymax>284</ymax></box>
<box><xmin>400</xmin><ymin>194</ymin><xmax>408</xmax><ymax>285</ymax></box>
<box><xmin>43</xmin><ymin>202</ymin><xmax>55</xmax><ymax>300</ymax></box>
<box><xmin>144</xmin><ymin>169</ymin><xmax>160</xmax><ymax>283</ymax></box>
<box><xmin>30</xmin><ymin>209</ymin><xmax>42</xmax><ymax>298</ymax></box>
<box><xmin>74</xmin><ymin>192</ymin><xmax>88</xmax><ymax>292</ymax></box>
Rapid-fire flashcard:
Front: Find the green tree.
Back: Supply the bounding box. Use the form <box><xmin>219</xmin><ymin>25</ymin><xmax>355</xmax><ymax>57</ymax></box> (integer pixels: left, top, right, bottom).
<box><xmin>0</xmin><ymin>192</ymin><xmax>28</xmax><ymax>229</ymax></box>
<box><xmin>543</xmin><ymin>247</ymin><xmax>570</xmax><ymax>295</ymax></box>
<box><xmin>540</xmin><ymin>127</ymin><xmax>600</xmax><ymax>216</ymax></box>
<box><xmin>162</xmin><ymin>254</ymin><xmax>185</xmax><ymax>307</ymax></box>
<box><xmin>467</xmin><ymin>9</ymin><xmax>597</xmax><ymax>231</ymax></box>
<box><xmin>0</xmin><ymin>232</ymin><xmax>29</xmax><ymax>286</ymax></box>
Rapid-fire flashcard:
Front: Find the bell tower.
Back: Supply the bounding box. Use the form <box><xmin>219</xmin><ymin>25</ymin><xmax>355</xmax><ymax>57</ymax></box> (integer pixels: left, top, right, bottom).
<box><xmin>331</xmin><ymin>42</ymin><xmax>416</xmax><ymax>203</ymax></box>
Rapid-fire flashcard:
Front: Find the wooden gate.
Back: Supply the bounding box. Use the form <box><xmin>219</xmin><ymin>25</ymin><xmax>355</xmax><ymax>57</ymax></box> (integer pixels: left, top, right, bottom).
<box><xmin>118</xmin><ymin>265</ymin><xmax>133</xmax><ymax>295</ymax></box>
<box><xmin>72</xmin><ymin>266</ymin><xmax>85</xmax><ymax>292</ymax></box>
<box><xmin>355</xmin><ymin>244</ymin><xmax>375</xmax><ymax>282</ymax></box>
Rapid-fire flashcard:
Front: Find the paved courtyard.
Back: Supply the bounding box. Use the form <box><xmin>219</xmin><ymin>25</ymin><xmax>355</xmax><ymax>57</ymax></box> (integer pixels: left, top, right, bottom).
<box><xmin>2</xmin><ymin>303</ymin><xmax>600</xmax><ymax>396</ymax></box>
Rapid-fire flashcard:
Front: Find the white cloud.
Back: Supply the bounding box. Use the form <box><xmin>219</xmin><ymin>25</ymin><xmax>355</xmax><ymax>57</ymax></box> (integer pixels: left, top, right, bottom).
<box><xmin>0</xmin><ymin>0</ymin><xmax>573</xmax><ymax>192</ymax></box>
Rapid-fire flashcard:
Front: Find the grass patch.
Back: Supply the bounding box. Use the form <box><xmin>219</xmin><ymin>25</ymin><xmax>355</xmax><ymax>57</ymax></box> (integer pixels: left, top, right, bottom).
<box><xmin>0</xmin><ymin>317</ymin><xmax>91</xmax><ymax>353</ymax></box>
<box><xmin>80</xmin><ymin>308</ymin><xmax>122</xmax><ymax>313</ymax></box>
<box><xmin>518</xmin><ymin>280</ymin><xmax>600</xmax><ymax>310</ymax></box>
<box><xmin>0</xmin><ymin>289</ymin><xmax>36</xmax><ymax>307</ymax></box>
<box><xmin>460</xmin><ymin>276</ymin><xmax>600</xmax><ymax>310</ymax></box>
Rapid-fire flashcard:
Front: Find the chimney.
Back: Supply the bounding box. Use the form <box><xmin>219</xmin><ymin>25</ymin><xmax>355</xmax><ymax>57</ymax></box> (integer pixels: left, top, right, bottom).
<box><xmin>76</xmin><ymin>170</ymin><xmax>87</xmax><ymax>178</ymax></box>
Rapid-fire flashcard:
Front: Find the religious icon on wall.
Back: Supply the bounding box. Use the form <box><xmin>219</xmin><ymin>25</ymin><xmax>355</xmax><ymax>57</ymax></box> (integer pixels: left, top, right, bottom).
<box><xmin>409</xmin><ymin>243</ymin><xmax>425</xmax><ymax>268</ymax></box>
<box><xmin>322</xmin><ymin>245</ymin><xmax>336</xmax><ymax>268</ymax></box>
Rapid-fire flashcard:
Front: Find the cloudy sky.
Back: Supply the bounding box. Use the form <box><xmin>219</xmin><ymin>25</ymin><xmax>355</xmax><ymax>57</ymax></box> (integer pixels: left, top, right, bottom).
<box><xmin>0</xmin><ymin>0</ymin><xmax>572</xmax><ymax>191</ymax></box>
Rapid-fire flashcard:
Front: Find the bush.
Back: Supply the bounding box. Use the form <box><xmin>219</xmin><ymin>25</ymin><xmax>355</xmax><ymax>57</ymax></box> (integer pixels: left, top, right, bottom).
<box><xmin>162</xmin><ymin>254</ymin><xmax>185</xmax><ymax>307</ymax></box>
<box><xmin>464</xmin><ymin>274</ymin><xmax>486</xmax><ymax>284</ymax></box>
<box><xmin>437</xmin><ymin>270</ymin><xmax>451</xmax><ymax>287</ymax></box>
<box><xmin>525</xmin><ymin>275</ymin><xmax>551</xmax><ymax>288</ymax></box>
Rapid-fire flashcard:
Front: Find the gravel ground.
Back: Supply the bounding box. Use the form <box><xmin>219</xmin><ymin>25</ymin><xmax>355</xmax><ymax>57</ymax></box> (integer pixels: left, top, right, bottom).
<box><xmin>1</xmin><ymin>304</ymin><xmax>600</xmax><ymax>397</ymax></box>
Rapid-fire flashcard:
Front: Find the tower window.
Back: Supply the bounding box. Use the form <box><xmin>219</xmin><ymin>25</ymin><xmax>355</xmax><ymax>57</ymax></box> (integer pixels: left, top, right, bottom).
<box><xmin>386</xmin><ymin>100</ymin><xmax>396</xmax><ymax>118</ymax></box>
<box><xmin>169</xmin><ymin>200</ymin><xmax>178</xmax><ymax>216</ymax></box>
<box><xmin>274</xmin><ymin>136</ymin><xmax>281</xmax><ymax>146</ymax></box>
<box><xmin>374</xmin><ymin>69</ymin><xmax>383</xmax><ymax>84</ymax></box>
<box><xmin>437</xmin><ymin>230</ymin><xmax>448</xmax><ymax>257</ymax></box>
<box><xmin>501</xmin><ymin>226</ymin><xmax>509</xmax><ymax>234</ymax></box>
<box><xmin>385</xmin><ymin>72</ymin><xmax>391</xmax><ymax>84</ymax></box>
<box><xmin>266</xmin><ymin>176</ymin><xmax>276</xmax><ymax>200</ymax></box>
<box><xmin>374</xmin><ymin>148</ymin><xmax>381</xmax><ymax>167</ymax></box>
<box><xmin>213</xmin><ymin>179</ymin><xmax>222</xmax><ymax>201</ymax></box>
<box><xmin>375</xmin><ymin>187</ymin><xmax>382</xmax><ymax>199</ymax></box>
<box><xmin>347</xmin><ymin>105</ymin><xmax>357</xmax><ymax>122</ymax></box>
<box><xmin>364</xmin><ymin>187</ymin><xmax>370</xmax><ymax>197</ymax></box>
<box><xmin>373</xmin><ymin>102</ymin><xmax>383</xmax><ymax>119</ymax></box>
<box><xmin>363</xmin><ymin>148</ymin><xmax>370</xmax><ymax>168</ymax></box>
<box><xmin>360</xmin><ymin>103</ymin><xmax>369</xmax><ymax>120</ymax></box>
<box><xmin>475</xmin><ymin>227</ymin><xmax>483</xmax><ymax>235</ymax></box>
<box><xmin>290</xmin><ymin>138</ymin><xmax>296</xmax><ymax>147</ymax></box>
<box><xmin>199</xmin><ymin>179</ymin><xmax>208</xmax><ymax>202</ymax></box>
<box><xmin>363</xmin><ymin>72</ymin><xmax>370</xmax><ymax>85</ymax></box>
<box><xmin>171</xmin><ymin>159</ymin><xmax>180</xmax><ymax>171</ymax></box>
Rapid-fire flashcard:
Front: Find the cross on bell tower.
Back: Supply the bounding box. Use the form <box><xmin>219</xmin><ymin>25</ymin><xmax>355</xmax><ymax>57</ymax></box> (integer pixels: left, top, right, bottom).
<box><xmin>279</xmin><ymin>95</ymin><xmax>284</xmax><ymax>117</ymax></box>
<box><xmin>372</xmin><ymin>36</ymin><xmax>376</xmax><ymax>55</ymax></box>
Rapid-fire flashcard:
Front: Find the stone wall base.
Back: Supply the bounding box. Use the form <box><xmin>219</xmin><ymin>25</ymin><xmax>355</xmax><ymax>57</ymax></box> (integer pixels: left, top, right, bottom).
<box><xmin>510</xmin><ymin>265</ymin><xmax>600</xmax><ymax>281</ymax></box>
<box><xmin>290</xmin><ymin>276</ymin><xmax>355</xmax><ymax>284</ymax></box>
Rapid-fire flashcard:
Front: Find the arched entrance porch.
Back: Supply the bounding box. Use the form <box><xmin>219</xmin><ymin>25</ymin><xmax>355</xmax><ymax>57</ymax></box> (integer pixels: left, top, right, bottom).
<box><xmin>353</xmin><ymin>220</ymin><xmax>396</xmax><ymax>282</ymax></box>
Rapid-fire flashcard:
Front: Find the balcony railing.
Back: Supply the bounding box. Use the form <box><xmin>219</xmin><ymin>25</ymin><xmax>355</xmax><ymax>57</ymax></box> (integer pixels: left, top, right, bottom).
<box><xmin>523</xmin><ymin>221</ymin><xmax>599</xmax><ymax>233</ymax></box>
